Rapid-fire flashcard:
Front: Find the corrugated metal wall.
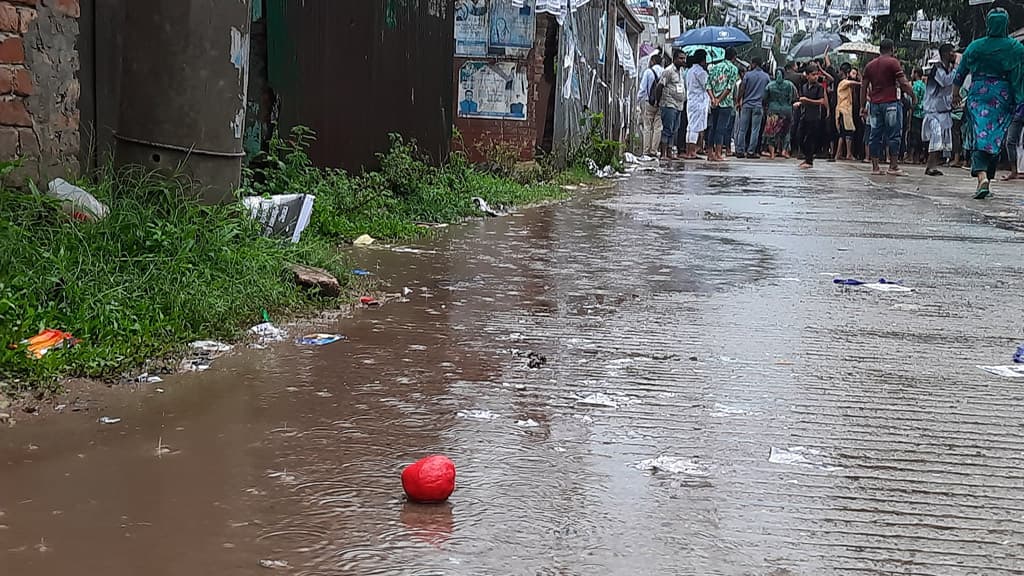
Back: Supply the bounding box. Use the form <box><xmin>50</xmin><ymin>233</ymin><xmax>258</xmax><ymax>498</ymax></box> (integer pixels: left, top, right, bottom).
<box><xmin>265</xmin><ymin>0</ymin><xmax>455</xmax><ymax>171</ymax></box>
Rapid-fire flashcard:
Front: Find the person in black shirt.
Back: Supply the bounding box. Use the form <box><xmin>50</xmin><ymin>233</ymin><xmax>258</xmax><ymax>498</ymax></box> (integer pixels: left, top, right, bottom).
<box><xmin>797</xmin><ymin>63</ymin><xmax>829</xmax><ymax>169</ymax></box>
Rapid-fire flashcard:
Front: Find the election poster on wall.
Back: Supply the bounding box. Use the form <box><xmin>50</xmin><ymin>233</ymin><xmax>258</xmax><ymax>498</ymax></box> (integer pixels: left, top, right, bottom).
<box><xmin>455</xmin><ymin>0</ymin><xmax>488</xmax><ymax>56</ymax></box>
<box><xmin>489</xmin><ymin>0</ymin><xmax>536</xmax><ymax>53</ymax></box>
<box><xmin>458</xmin><ymin>61</ymin><xmax>529</xmax><ymax>121</ymax></box>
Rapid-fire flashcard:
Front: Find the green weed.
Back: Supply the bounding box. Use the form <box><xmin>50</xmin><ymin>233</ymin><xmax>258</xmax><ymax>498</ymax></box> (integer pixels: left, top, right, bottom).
<box><xmin>0</xmin><ymin>164</ymin><xmax>348</xmax><ymax>391</ymax></box>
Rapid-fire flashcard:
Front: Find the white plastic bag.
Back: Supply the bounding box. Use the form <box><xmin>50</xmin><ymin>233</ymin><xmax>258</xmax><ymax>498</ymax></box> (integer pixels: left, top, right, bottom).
<box><xmin>47</xmin><ymin>178</ymin><xmax>109</xmax><ymax>221</ymax></box>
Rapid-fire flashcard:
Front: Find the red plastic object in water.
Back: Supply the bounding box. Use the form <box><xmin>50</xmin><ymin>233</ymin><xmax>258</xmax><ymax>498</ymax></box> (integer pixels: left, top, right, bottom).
<box><xmin>402</xmin><ymin>455</ymin><xmax>456</xmax><ymax>503</ymax></box>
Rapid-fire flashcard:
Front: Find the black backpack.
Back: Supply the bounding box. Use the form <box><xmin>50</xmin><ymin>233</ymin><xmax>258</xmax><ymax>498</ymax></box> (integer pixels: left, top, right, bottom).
<box><xmin>648</xmin><ymin>70</ymin><xmax>663</xmax><ymax>106</ymax></box>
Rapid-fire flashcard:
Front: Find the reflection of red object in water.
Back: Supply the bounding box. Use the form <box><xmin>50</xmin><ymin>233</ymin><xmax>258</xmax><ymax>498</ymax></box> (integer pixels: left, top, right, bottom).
<box><xmin>402</xmin><ymin>455</ymin><xmax>456</xmax><ymax>503</ymax></box>
<box><xmin>400</xmin><ymin>501</ymin><xmax>454</xmax><ymax>548</ymax></box>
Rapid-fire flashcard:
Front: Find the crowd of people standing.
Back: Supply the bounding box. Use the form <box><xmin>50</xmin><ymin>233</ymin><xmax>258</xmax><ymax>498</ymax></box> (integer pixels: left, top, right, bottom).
<box><xmin>636</xmin><ymin>8</ymin><xmax>1024</xmax><ymax>199</ymax></box>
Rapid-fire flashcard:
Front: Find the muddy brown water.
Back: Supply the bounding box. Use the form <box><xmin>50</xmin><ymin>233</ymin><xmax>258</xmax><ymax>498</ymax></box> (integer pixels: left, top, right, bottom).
<box><xmin>3</xmin><ymin>162</ymin><xmax>1024</xmax><ymax>575</ymax></box>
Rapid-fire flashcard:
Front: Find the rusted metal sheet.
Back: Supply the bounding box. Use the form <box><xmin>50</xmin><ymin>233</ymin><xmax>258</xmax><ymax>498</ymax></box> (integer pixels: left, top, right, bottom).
<box><xmin>266</xmin><ymin>0</ymin><xmax>455</xmax><ymax>171</ymax></box>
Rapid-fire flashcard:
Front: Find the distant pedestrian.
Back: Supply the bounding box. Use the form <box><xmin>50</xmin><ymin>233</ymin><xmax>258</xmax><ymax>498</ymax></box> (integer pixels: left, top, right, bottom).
<box><xmin>922</xmin><ymin>44</ymin><xmax>957</xmax><ymax>177</ymax></box>
<box><xmin>637</xmin><ymin>52</ymin><xmax>664</xmax><ymax>158</ymax></box>
<box><xmin>835</xmin><ymin>66</ymin><xmax>861</xmax><ymax>161</ymax></box>
<box><xmin>909</xmin><ymin>68</ymin><xmax>927</xmax><ymax>164</ymax></box>
<box><xmin>735</xmin><ymin>57</ymin><xmax>771</xmax><ymax>159</ymax></box>
<box><xmin>861</xmin><ymin>39</ymin><xmax>916</xmax><ymax>176</ymax></box>
<box><xmin>1004</xmin><ymin>103</ymin><xmax>1023</xmax><ymax>181</ymax></box>
<box><xmin>797</xmin><ymin>63</ymin><xmax>828</xmax><ymax>169</ymax></box>
<box><xmin>953</xmin><ymin>8</ymin><xmax>1024</xmax><ymax>198</ymax></box>
<box><xmin>764</xmin><ymin>68</ymin><xmax>797</xmax><ymax>159</ymax></box>
<box><xmin>708</xmin><ymin>48</ymin><xmax>740</xmax><ymax>162</ymax></box>
<box><xmin>684</xmin><ymin>49</ymin><xmax>712</xmax><ymax>160</ymax></box>
<box><xmin>658</xmin><ymin>49</ymin><xmax>687</xmax><ymax>160</ymax></box>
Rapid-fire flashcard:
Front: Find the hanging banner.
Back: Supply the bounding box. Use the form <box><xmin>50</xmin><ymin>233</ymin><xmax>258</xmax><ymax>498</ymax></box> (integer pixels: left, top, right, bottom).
<box><xmin>761</xmin><ymin>27</ymin><xmax>776</xmax><ymax>48</ymax></box>
<box><xmin>747</xmin><ymin>18</ymin><xmax>764</xmax><ymax>34</ymax></box>
<box><xmin>968</xmin><ymin>0</ymin><xmax>994</xmax><ymax>5</ymax></box>
<box><xmin>804</xmin><ymin>0</ymin><xmax>826</xmax><ymax>15</ymax></box>
<box><xmin>867</xmin><ymin>0</ymin><xmax>890</xmax><ymax>16</ymax></box>
<box><xmin>458</xmin><ymin>61</ymin><xmax>529</xmax><ymax>121</ymax></box>
<box><xmin>911</xmin><ymin>20</ymin><xmax>930</xmax><ymax>41</ymax></box>
<box><xmin>489</xmin><ymin>0</ymin><xmax>536</xmax><ymax>53</ymax></box>
<box><xmin>615</xmin><ymin>27</ymin><xmax>638</xmax><ymax>78</ymax></box>
<box><xmin>455</xmin><ymin>0</ymin><xmax>489</xmax><ymax>56</ymax></box>
<box><xmin>780</xmin><ymin>32</ymin><xmax>793</xmax><ymax>51</ymax></box>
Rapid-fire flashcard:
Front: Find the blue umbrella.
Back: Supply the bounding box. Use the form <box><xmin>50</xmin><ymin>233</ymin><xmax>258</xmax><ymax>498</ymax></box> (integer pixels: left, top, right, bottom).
<box><xmin>673</xmin><ymin>26</ymin><xmax>752</xmax><ymax>48</ymax></box>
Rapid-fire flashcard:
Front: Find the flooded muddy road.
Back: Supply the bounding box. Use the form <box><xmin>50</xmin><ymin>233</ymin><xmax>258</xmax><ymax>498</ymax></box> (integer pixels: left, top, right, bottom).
<box><xmin>3</xmin><ymin>161</ymin><xmax>1024</xmax><ymax>575</ymax></box>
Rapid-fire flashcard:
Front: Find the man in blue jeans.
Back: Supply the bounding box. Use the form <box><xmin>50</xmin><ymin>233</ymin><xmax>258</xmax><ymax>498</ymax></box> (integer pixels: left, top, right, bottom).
<box><xmin>735</xmin><ymin>57</ymin><xmax>771</xmax><ymax>159</ymax></box>
<box><xmin>707</xmin><ymin>48</ymin><xmax>740</xmax><ymax>162</ymax></box>
<box><xmin>860</xmin><ymin>39</ymin><xmax>916</xmax><ymax>176</ymax></box>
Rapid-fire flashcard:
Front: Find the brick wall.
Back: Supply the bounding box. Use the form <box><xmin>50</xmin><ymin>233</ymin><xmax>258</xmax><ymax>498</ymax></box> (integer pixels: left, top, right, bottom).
<box><xmin>453</xmin><ymin>14</ymin><xmax>551</xmax><ymax>163</ymax></box>
<box><xmin>0</xmin><ymin>0</ymin><xmax>79</xmax><ymax>184</ymax></box>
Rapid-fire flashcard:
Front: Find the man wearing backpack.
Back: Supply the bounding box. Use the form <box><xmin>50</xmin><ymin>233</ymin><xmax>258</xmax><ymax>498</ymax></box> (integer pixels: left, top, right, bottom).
<box><xmin>637</xmin><ymin>52</ymin><xmax>664</xmax><ymax>158</ymax></box>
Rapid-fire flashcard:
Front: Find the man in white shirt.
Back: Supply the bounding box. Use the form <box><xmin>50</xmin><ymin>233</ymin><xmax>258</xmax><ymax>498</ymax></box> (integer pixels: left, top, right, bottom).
<box><xmin>637</xmin><ymin>52</ymin><xmax>664</xmax><ymax>157</ymax></box>
<box><xmin>922</xmin><ymin>44</ymin><xmax>956</xmax><ymax>177</ymax></box>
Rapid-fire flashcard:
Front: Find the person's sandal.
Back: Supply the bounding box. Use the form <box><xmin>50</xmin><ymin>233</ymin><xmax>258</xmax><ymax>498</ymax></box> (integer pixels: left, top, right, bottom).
<box><xmin>974</xmin><ymin>178</ymin><xmax>991</xmax><ymax>199</ymax></box>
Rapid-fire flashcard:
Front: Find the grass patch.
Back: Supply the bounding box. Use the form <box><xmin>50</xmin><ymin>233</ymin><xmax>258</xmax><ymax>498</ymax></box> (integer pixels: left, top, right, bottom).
<box><xmin>245</xmin><ymin>129</ymin><xmax>570</xmax><ymax>242</ymax></box>
<box><xmin>0</xmin><ymin>130</ymin><xmax>591</xmax><ymax>392</ymax></box>
<box><xmin>0</xmin><ymin>164</ymin><xmax>349</xmax><ymax>392</ymax></box>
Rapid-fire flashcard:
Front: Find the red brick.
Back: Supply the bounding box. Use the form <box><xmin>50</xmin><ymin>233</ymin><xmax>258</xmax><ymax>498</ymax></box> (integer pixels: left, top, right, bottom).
<box><xmin>0</xmin><ymin>98</ymin><xmax>31</xmax><ymax>126</ymax></box>
<box><xmin>0</xmin><ymin>125</ymin><xmax>17</xmax><ymax>157</ymax></box>
<box><xmin>0</xmin><ymin>4</ymin><xmax>18</xmax><ymax>32</ymax></box>
<box><xmin>0</xmin><ymin>36</ymin><xmax>23</xmax><ymax>64</ymax></box>
<box><xmin>45</xmin><ymin>0</ymin><xmax>76</xmax><ymax>17</ymax></box>
<box><xmin>17</xmin><ymin>7</ymin><xmax>35</xmax><ymax>33</ymax></box>
<box><xmin>0</xmin><ymin>66</ymin><xmax>12</xmax><ymax>94</ymax></box>
<box><xmin>16</xmin><ymin>125</ymin><xmax>35</xmax><ymax>156</ymax></box>
<box><xmin>12</xmin><ymin>67</ymin><xmax>28</xmax><ymax>95</ymax></box>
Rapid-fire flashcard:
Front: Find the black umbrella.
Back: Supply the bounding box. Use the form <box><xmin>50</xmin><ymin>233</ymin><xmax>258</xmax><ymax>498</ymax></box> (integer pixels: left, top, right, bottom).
<box><xmin>788</xmin><ymin>32</ymin><xmax>848</xmax><ymax>61</ymax></box>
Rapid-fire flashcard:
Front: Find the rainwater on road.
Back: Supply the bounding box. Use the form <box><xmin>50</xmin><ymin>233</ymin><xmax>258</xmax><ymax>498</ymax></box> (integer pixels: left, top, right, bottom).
<box><xmin>3</xmin><ymin>161</ymin><xmax>1024</xmax><ymax>575</ymax></box>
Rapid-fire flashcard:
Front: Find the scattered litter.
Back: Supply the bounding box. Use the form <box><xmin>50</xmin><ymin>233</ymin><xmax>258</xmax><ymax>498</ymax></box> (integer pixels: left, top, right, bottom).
<box><xmin>623</xmin><ymin>152</ymin><xmax>640</xmax><ymax>164</ymax></box>
<box><xmin>190</xmin><ymin>341</ymin><xmax>232</xmax><ymax>355</ymax></box>
<box><xmin>258</xmin><ymin>560</ymin><xmax>290</xmax><ymax>570</ymax></box>
<box><xmin>352</xmin><ymin>269</ymin><xmax>373</xmax><ymax>276</ymax></box>
<box><xmin>155</xmin><ymin>388</ymin><xmax>165</xmax><ymax>394</ymax></box>
<box><xmin>457</xmin><ymin>409</ymin><xmax>497</xmax><ymax>420</ymax></box>
<box><xmin>242</xmin><ymin>193</ymin><xmax>315</xmax><ymax>243</ymax></box>
<box><xmin>48</xmin><ymin>178</ymin><xmax>109</xmax><ymax>221</ymax></box>
<box><xmin>98</xmin><ymin>416</ymin><xmax>121</xmax><ymax>425</ymax></box>
<box><xmin>352</xmin><ymin>234</ymin><xmax>376</xmax><ymax>246</ymax></box>
<box><xmin>359</xmin><ymin>296</ymin><xmax>381</xmax><ymax>307</ymax></box>
<box><xmin>634</xmin><ymin>456</ymin><xmax>710</xmax><ymax>477</ymax></box>
<box><xmin>472</xmin><ymin>196</ymin><xmax>508</xmax><ymax>217</ymax></box>
<box><xmin>769</xmin><ymin>446</ymin><xmax>842</xmax><ymax>471</ymax></box>
<box><xmin>54</xmin><ymin>404</ymin><xmax>66</xmax><ymax>411</ymax></box>
<box><xmin>1015</xmin><ymin>344</ymin><xmax>1024</xmax><ymax>364</ymax></box>
<box><xmin>415</xmin><ymin>222</ymin><xmax>449</xmax><ymax>229</ymax></box>
<box><xmin>296</xmin><ymin>333</ymin><xmax>345</xmax><ymax>346</ymax></box>
<box><xmin>515</xmin><ymin>418</ymin><xmax>540</xmax><ymax>428</ymax></box>
<box><xmin>977</xmin><ymin>365</ymin><xmax>1024</xmax><ymax>378</ymax></box>
<box><xmin>250</xmin><ymin>322</ymin><xmax>286</xmax><ymax>342</ymax></box>
<box><xmin>577</xmin><ymin>393</ymin><xmax>618</xmax><ymax>409</ymax></box>
<box><xmin>526</xmin><ymin>351</ymin><xmax>547</xmax><ymax>369</ymax></box>
<box><xmin>402</xmin><ymin>287</ymin><xmax>414</xmax><ymax>296</ymax></box>
<box><xmin>15</xmin><ymin>329</ymin><xmax>78</xmax><ymax>359</ymax></box>
<box><xmin>180</xmin><ymin>359</ymin><xmax>211</xmax><ymax>372</ymax></box>
<box><xmin>135</xmin><ymin>373</ymin><xmax>163</xmax><ymax>384</ymax></box>
<box><xmin>314</xmin><ymin>390</ymin><xmax>333</xmax><ymax>398</ymax></box>
<box><xmin>709</xmin><ymin>403</ymin><xmax>758</xmax><ymax>418</ymax></box>
<box><xmin>402</xmin><ymin>455</ymin><xmax>456</xmax><ymax>503</ymax></box>
<box><xmin>864</xmin><ymin>283</ymin><xmax>913</xmax><ymax>293</ymax></box>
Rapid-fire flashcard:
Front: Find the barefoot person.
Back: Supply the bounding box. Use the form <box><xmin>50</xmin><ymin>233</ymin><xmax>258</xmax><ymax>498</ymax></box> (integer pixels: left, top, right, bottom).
<box><xmin>953</xmin><ymin>8</ymin><xmax>1024</xmax><ymax>198</ymax></box>
<box><xmin>835</xmin><ymin>65</ymin><xmax>861</xmax><ymax>161</ymax></box>
<box><xmin>797</xmin><ymin>63</ymin><xmax>828</xmax><ymax>169</ymax></box>
<box><xmin>764</xmin><ymin>67</ymin><xmax>797</xmax><ymax>159</ymax></box>
<box><xmin>861</xmin><ymin>39</ymin><xmax>916</xmax><ymax>176</ymax></box>
<box><xmin>922</xmin><ymin>44</ymin><xmax>957</xmax><ymax>177</ymax></box>
<box><xmin>684</xmin><ymin>50</ymin><xmax>712</xmax><ymax>160</ymax></box>
<box><xmin>707</xmin><ymin>48</ymin><xmax>740</xmax><ymax>162</ymax></box>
